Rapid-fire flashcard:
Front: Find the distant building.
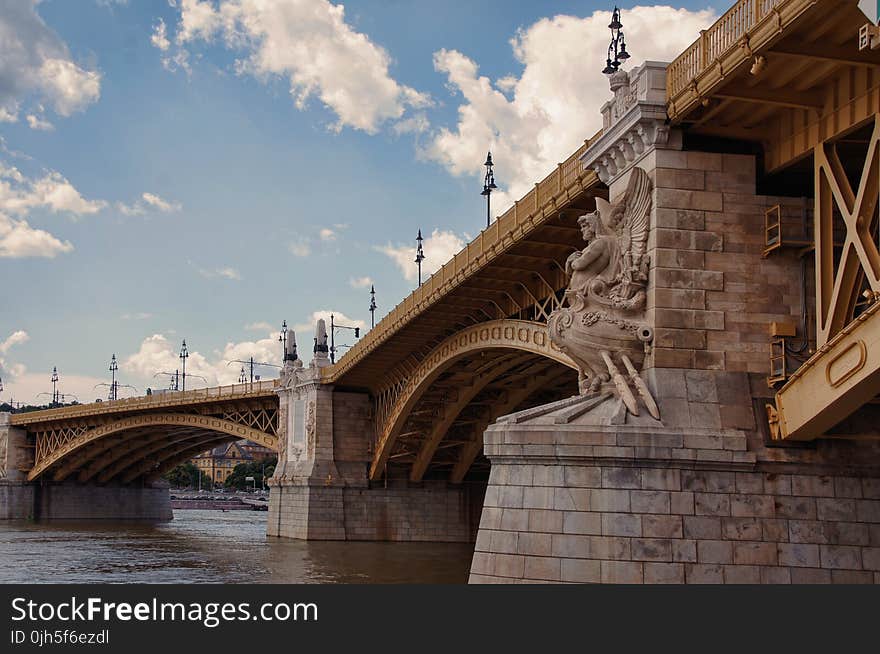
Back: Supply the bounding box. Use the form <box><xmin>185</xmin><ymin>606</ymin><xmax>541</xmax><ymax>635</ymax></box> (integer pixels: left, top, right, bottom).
<box><xmin>191</xmin><ymin>440</ymin><xmax>274</xmax><ymax>485</ymax></box>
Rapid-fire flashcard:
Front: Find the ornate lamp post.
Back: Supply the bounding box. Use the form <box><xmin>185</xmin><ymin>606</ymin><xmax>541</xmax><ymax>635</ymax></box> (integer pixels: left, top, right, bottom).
<box><xmin>179</xmin><ymin>340</ymin><xmax>189</xmax><ymax>392</ymax></box>
<box><xmin>480</xmin><ymin>151</ymin><xmax>498</xmax><ymax>227</ymax></box>
<box><xmin>50</xmin><ymin>367</ymin><xmax>59</xmax><ymax>406</ymax></box>
<box><xmin>415</xmin><ymin>229</ymin><xmax>426</xmax><ymax>286</ymax></box>
<box><xmin>239</xmin><ymin>366</ymin><xmax>247</xmax><ymax>384</ymax></box>
<box><xmin>602</xmin><ymin>6</ymin><xmax>630</xmax><ymax>75</ymax></box>
<box><xmin>108</xmin><ymin>354</ymin><xmax>119</xmax><ymax>401</ymax></box>
<box><xmin>369</xmin><ymin>284</ymin><xmax>377</xmax><ymax>328</ymax></box>
<box><xmin>278</xmin><ymin>320</ymin><xmax>288</xmax><ymax>361</ymax></box>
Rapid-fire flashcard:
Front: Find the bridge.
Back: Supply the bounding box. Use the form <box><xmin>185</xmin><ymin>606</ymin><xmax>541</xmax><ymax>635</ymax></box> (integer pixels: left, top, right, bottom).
<box><xmin>3</xmin><ymin>0</ymin><xmax>880</xmax><ymax>583</ymax></box>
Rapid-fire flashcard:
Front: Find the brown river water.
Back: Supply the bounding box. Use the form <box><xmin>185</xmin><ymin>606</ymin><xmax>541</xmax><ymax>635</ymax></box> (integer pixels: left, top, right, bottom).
<box><xmin>0</xmin><ymin>510</ymin><xmax>473</xmax><ymax>584</ymax></box>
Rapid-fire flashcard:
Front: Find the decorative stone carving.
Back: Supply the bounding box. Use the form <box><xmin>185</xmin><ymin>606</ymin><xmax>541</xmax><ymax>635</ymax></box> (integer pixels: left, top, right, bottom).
<box><xmin>606</xmin><ymin>69</ymin><xmax>637</xmax><ymax>125</ymax></box>
<box><xmin>582</xmin><ymin>61</ymin><xmax>679</xmax><ymax>186</ymax></box>
<box><xmin>279</xmin><ymin>330</ymin><xmax>303</xmax><ymax>388</ymax></box>
<box><xmin>548</xmin><ymin>166</ymin><xmax>660</xmax><ymax>419</ymax></box>
<box><xmin>312</xmin><ymin>319</ymin><xmax>330</xmax><ymax>368</ymax></box>
<box><xmin>305</xmin><ymin>401</ymin><xmax>316</xmax><ymax>453</ymax></box>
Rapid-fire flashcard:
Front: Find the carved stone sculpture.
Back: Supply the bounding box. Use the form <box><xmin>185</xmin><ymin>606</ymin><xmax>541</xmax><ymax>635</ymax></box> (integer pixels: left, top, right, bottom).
<box><xmin>548</xmin><ymin>166</ymin><xmax>660</xmax><ymax>419</ymax></box>
<box><xmin>279</xmin><ymin>330</ymin><xmax>304</xmax><ymax>388</ymax></box>
<box><xmin>312</xmin><ymin>319</ymin><xmax>330</xmax><ymax>368</ymax></box>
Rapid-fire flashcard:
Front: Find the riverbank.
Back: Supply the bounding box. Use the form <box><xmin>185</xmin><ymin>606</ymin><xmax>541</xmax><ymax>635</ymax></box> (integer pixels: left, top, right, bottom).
<box><xmin>170</xmin><ymin>491</ymin><xmax>269</xmax><ymax>511</ymax></box>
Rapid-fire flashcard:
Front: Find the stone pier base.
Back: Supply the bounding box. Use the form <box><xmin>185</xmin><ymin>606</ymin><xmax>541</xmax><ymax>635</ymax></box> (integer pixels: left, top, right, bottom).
<box><xmin>267</xmin><ymin>480</ymin><xmax>484</xmax><ymax>542</ymax></box>
<box><xmin>0</xmin><ymin>481</ymin><xmax>172</xmax><ymax>521</ymax></box>
<box><xmin>469</xmin><ymin>371</ymin><xmax>880</xmax><ymax>584</ymax></box>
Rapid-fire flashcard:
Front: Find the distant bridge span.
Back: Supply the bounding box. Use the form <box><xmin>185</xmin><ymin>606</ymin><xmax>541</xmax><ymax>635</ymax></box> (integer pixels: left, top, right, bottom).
<box><xmin>9</xmin><ymin>382</ymin><xmax>279</xmax><ymax>484</ymax></box>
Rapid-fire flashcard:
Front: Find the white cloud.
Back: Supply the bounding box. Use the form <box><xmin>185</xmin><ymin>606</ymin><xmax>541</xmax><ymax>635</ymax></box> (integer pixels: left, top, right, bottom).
<box><xmin>166</xmin><ymin>0</ymin><xmax>431</xmax><ymax>134</ymax></box>
<box><xmin>190</xmin><ymin>261</ymin><xmax>241</xmax><ymax>280</ymax></box>
<box><xmin>0</xmin><ymin>330</ymin><xmax>29</xmax><ymax>355</ymax></box>
<box><xmin>0</xmin><ymin>165</ymin><xmax>106</xmax><ymax>217</ymax></box>
<box><xmin>349</xmin><ymin>276</ymin><xmax>373</xmax><ymax>289</ymax></box>
<box><xmin>0</xmin><ymin>1</ymin><xmax>102</xmax><ymax>121</ymax></box>
<box><xmin>0</xmin><ymin>106</ymin><xmax>18</xmax><ymax>122</ymax></box>
<box><xmin>319</xmin><ymin>227</ymin><xmax>336</xmax><ymax>242</ymax></box>
<box><xmin>423</xmin><ymin>6</ymin><xmax>717</xmax><ymax>212</ymax></box>
<box><xmin>25</xmin><ymin>114</ymin><xmax>53</xmax><ymax>131</ymax></box>
<box><xmin>0</xmin><ymin>330</ymin><xmax>29</xmax><ymax>389</ymax></box>
<box><xmin>244</xmin><ymin>321</ymin><xmax>274</xmax><ymax>333</ymax></box>
<box><xmin>142</xmin><ymin>192</ymin><xmax>182</xmax><ymax>212</ymax></box>
<box><xmin>117</xmin><ymin>192</ymin><xmax>181</xmax><ymax>216</ymax></box>
<box><xmin>288</xmin><ymin>239</ymin><xmax>310</xmax><ymax>257</ymax></box>
<box><xmin>124</xmin><ymin>332</ymin><xmax>282</xmax><ymax>388</ymax></box>
<box><xmin>392</xmin><ymin>113</ymin><xmax>430</xmax><ymax>136</ymax></box>
<box><xmin>377</xmin><ymin>228</ymin><xmax>466</xmax><ymax>282</ymax></box>
<box><xmin>151</xmin><ymin>18</ymin><xmax>171</xmax><ymax>51</ymax></box>
<box><xmin>0</xmin><ymin>212</ymin><xmax>73</xmax><ymax>258</ymax></box>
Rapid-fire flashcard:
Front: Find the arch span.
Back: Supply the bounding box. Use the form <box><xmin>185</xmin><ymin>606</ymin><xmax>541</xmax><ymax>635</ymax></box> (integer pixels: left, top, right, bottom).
<box><xmin>370</xmin><ymin>319</ymin><xmax>576</xmax><ymax>481</ymax></box>
<box><xmin>29</xmin><ymin>412</ymin><xmax>277</xmax><ymax>482</ymax></box>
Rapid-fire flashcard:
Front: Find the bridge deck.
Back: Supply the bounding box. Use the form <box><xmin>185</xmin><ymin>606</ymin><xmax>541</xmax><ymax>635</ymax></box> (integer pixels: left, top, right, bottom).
<box><xmin>667</xmin><ymin>0</ymin><xmax>879</xmax><ymax>173</ymax></box>
<box><xmin>324</xmin><ymin>138</ymin><xmax>601</xmax><ymax>391</ymax></box>
<box><xmin>9</xmin><ymin>380</ymin><xmax>278</xmax><ymax>427</ymax></box>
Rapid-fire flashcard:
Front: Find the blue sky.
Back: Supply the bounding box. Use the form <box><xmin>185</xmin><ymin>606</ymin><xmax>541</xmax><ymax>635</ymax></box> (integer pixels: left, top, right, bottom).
<box><xmin>0</xmin><ymin>0</ymin><xmax>722</xmax><ymax>403</ymax></box>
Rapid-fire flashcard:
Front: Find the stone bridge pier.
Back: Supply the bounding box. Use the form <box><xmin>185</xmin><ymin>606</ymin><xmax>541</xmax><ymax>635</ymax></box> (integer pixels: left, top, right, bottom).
<box><xmin>267</xmin><ymin>355</ymin><xmax>484</xmax><ymax>542</ymax></box>
<box><xmin>1</xmin><ymin>413</ymin><xmax>171</xmax><ymax>521</ymax></box>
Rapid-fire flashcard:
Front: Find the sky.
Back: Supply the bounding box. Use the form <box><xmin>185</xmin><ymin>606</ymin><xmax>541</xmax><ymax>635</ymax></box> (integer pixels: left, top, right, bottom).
<box><xmin>0</xmin><ymin>0</ymin><xmax>723</xmax><ymax>404</ymax></box>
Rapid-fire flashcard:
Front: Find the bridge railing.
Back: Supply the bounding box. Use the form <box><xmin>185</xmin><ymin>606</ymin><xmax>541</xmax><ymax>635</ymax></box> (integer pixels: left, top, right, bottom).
<box><xmin>9</xmin><ymin>379</ymin><xmax>279</xmax><ymax>425</ymax></box>
<box><xmin>666</xmin><ymin>0</ymin><xmax>782</xmax><ymax>100</ymax></box>
<box><xmin>325</xmin><ymin>135</ymin><xmax>597</xmax><ymax>383</ymax></box>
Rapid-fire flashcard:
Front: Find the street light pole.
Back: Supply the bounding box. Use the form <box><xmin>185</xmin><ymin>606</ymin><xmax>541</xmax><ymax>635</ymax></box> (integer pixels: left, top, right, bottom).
<box><xmin>369</xmin><ymin>285</ymin><xmax>377</xmax><ymax>328</ymax></box>
<box><xmin>239</xmin><ymin>366</ymin><xmax>247</xmax><ymax>384</ymax></box>
<box><xmin>602</xmin><ymin>6</ymin><xmax>631</xmax><ymax>75</ymax></box>
<box><xmin>50</xmin><ymin>367</ymin><xmax>59</xmax><ymax>406</ymax></box>
<box><xmin>109</xmin><ymin>354</ymin><xmax>119</xmax><ymax>401</ymax></box>
<box><xmin>179</xmin><ymin>340</ymin><xmax>189</xmax><ymax>392</ymax></box>
<box><xmin>481</xmin><ymin>151</ymin><xmax>498</xmax><ymax>228</ymax></box>
<box><xmin>278</xmin><ymin>320</ymin><xmax>288</xmax><ymax>361</ymax></box>
<box><xmin>329</xmin><ymin>314</ymin><xmax>361</xmax><ymax>364</ymax></box>
<box><xmin>415</xmin><ymin>230</ymin><xmax>425</xmax><ymax>286</ymax></box>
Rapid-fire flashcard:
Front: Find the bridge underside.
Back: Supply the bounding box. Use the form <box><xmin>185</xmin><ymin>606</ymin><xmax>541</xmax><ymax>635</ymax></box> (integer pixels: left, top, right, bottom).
<box><xmin>385</xmin><ymin>349</ymin><xmax>578</xmax><ymax>484</ymax></box>
<box><xmin>40</xmin><ymin>424</ymin><xmax>241</xmax><ymax>485</ymax></box>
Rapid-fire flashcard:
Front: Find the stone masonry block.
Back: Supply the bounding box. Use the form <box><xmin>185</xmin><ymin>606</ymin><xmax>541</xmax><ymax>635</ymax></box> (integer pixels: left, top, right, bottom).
<box><xmin>820</xmin><ymin>545</ymin><xmax>862</xmax><ymax>570</ymax></box>
<box><xmin>733</xmin><ymin>542</ymin><xmax>777</xmax><ymax>566</ymax></box>
<box><xmin>601</xmin><ymin>513</ymin><xmax>642</xmax><ymax>537</ymax></box>
<box><xmin>560</xmin><ymin>558</ymin><xmax>601</xmax><ymax>583</ymax></box>
<box><xmin>631</xmin><ymin>490</ymin><xmax>670</xmax><ymax>514</ymax></box>
<box><xmin>590</xmin><ymin>489</ymin><xmax>630</xmax><ymax>512</ymax></box>
<box><xmin>723</xmin><ymin>565</ymin><xmax>762</xmax><ymax>584</ymax></box>
<box><xmin>816</xmin><ymin>498</ymin><xmax>857</xmax><ymax>522</ymax></box>
<box><xmin>654</xmin><ymin>168</ymin><xmax>706</xmax><ymax>191</ymax></box>
<box><xmin>643</xmin><ymin>514</ymin><xmax>683</xmax><ymax>538</ymax></box>
<box><xmin>644</xmin><ymin>562</ymin><xmax>685</xmax><ymax>584</ymax></box>
<box><xmin>655</xmin><ymin>188</ymin><xmax>723</xmax><ymax>212</ymax></box>
<box><xmin>697</xmin><ymin>540</ymin><xmax>733</xmax><ymax>564</ymax></box>
<box><xmin>722</xmin><ymin>517</ymin><xmax>762</xmax><ymax>540</ymax></box>
<box><xmin>684</xmin><ymin>516</ymin><xmax>722</xmax><ymax>539</ymax></box>
<box><xmin>685</xmin><ymin>564</ymin><xmax>724</xmax><ymax>583</ymax></box>
<box><xmin>563</xmin><ymin>511</ymin><xmax>602</xmax><ymax>535</ymax></box>
<box><xmin>695</xmin><ymin>493</ymin><xmax>731</xmax><ymax>517</ymax></box>
<box><xmin>632</xmin><ymin>538</ymin><xmax>673</xmax><ymax>562</ymax></box>
<box><xmin>670</xmin><ymin>491</ymin><xmax>695</xmax><ymax>515</ymax></box>
<box><xmin>601</xmin><ymin>561</ymin><xmax>644</xmax><ymax>584</ymax></box>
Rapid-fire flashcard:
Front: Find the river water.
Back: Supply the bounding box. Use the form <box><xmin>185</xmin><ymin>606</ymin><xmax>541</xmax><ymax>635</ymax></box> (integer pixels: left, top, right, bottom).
<box><xmin>0</xmin><ymin>510</ymin><xmax>473</xmax><ymax>584</ymax></box>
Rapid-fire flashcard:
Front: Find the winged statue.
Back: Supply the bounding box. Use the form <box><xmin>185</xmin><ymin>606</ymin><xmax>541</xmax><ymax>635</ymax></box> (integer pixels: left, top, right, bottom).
<box><xmin>548</xmin><ymin>166</ymin><xmax>659</xmax><ymax>419</ymax></box>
